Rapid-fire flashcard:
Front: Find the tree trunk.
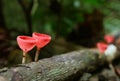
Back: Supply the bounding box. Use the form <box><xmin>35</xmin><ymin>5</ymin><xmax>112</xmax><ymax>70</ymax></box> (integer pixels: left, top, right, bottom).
<box><xmin>0</xmin><ymin>49</ymin><xmax>108</xmax><ymax>81</ymax></box>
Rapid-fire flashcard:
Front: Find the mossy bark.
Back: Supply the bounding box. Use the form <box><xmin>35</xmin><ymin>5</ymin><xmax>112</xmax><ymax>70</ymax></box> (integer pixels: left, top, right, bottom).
<box><xmin>0</xmin><ymin>50</ymin><xmax>106</xmax><ymax>81</ymax></box>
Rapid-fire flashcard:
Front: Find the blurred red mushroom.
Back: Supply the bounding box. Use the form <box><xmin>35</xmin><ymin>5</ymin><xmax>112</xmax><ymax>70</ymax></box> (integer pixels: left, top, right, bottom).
<box><xmin>97</xmin><ymin>42</ymin><xmax>108</xmax><ymax>54</ymax></box>
<box><xmin>17</xmin><ymin>36</ymin><xmax>36</xmax><ymax>64</ymax></box>
<box><xmin>32</xmin><ymin>32</ymin><xmax>51</xmax><ymax>62</ymax></box>
<box><xmin>104</xmin><ymin>35</ymin><xmax>114</xmax><ymax>44</ymax></box>
<box><xmin>97</xmin><ymin>35</ymin><xmax>119</xmax><ymax>77</ymax></box>
<box><xmin>97</xmin><ymin>35</ymin><xmax>116</xmax><ymax>62</ymax></box>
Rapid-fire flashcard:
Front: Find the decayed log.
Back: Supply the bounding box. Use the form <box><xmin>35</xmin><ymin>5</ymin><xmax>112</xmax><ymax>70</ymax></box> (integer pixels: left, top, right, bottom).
<box><xmin>0</xmin><ymin>49</ymin><xmax>107</xmax><ymax>81</ymax></box>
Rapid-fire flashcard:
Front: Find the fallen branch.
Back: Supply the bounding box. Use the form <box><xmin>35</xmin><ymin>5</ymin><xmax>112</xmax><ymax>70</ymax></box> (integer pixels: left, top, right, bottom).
<box><xmin>0</xmin><ymin>49</ymin><xmax>107</xmax><ymax>81</ymax></box>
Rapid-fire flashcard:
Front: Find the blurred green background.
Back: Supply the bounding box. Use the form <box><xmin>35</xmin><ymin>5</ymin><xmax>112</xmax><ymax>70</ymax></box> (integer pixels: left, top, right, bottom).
<box><xmin>0</xmin><ymin>0</ymin><xmax>120</xmax><ymax>67</ymax></box>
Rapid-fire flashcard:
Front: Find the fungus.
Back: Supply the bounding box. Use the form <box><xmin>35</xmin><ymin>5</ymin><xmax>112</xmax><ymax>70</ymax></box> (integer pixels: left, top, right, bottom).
<box><xmin>17</xmin><ymin>36</ymin><xmax>36</xmax><ymax>64</ymax></box>
<box><xmin>104</xmin><ymin>35</ymin><xmax>114</xmax><ymax>44</ymax></box>
<box><xmin>97</xmin><ymin>35</ymin><xmax>119</xmax><ymax>77</ymax></box>
<box><xmin>32</xmin><ymin>32</ymin><xmax>51</xmax><ymax>61</ymax></box>
<box><xmin>97</xmin><ymin>42</ymin><xmax>108</xmax><ymax>54</ymax></box>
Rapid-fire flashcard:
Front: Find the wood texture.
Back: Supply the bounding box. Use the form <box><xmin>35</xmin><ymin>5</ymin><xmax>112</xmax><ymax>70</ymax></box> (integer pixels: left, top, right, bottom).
<box><xmin>0</xmin><ymin>50</ymin><xmax>106</xmax><ymax>81</ymax></box>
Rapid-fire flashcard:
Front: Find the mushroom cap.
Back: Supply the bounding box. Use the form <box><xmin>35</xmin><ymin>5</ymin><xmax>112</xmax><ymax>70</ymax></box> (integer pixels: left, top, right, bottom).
<box><xmin>32</xmin><ymin>32</ymin><xmax>51</xmax><ymax>49</ymax></box>
<box><xmin>97</xmin><ymin>42</ymin><xmax>108</xmax><ymax>54</ymax></box>
<box><xmin>104</xmin><ymin>35</ymin><xmax>114</xmax><ymax>44</ymax></box>
<box><xmin>17</xmin><ymin>36</ymin><xmax>36</xmax><ymax>53</ymax></box>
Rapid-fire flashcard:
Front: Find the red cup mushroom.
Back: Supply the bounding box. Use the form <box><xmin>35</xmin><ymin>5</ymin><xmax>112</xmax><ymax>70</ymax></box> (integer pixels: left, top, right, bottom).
<box><xmin>32</xmin><ymin>32</ymin><xmax>51</xmax><ymax>61</ymax></box>
<box><xmin>97</xmin><ymin>42</ymin><xmax>108</xmax><ymax>54</ymax></box>
<box><xmin>104</xmin><ymin>35</ymin><xmax>114</xmax><ymax>44</ymax></box>
<box><xmin>17</xmin><ymin>36</ymin><xmax>36</xmax><ymax>64</ymax></box>
<box><xmin>97</xmin><ymin>35</ymin><xmax>118</xmax><ymax>77</ymax></box>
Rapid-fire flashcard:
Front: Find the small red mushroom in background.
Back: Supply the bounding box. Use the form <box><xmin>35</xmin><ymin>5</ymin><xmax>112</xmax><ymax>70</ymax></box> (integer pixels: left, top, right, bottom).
<box><xmin>97</xmin><ymin>35</ymin><xmax>117</xmax><ymax>63</ymax></box>
<box><xmin>17</xmin><ymin>36</ymin><xmax>36</xmax><ymax>64</ymax></box>
<box><xmin>32</xmin><ymin>32</ymin><xmax>51</xmax><ymax>62</ymax></box>
<box><xmin>97</xmin><ymin>35</ymin><xmax>116</xmax><ymax>62</ymax></box>
<box><xmin>97</xmin><ymin>35</ymin><xmax>119</xmax><ymax>77</ymax></box>
<box><xmin>104</xmin><ymin>35</ymin><xmax>114</xmax><ymax>44</ymax></box>
<box><xmin>97</xmin><ymin>42</ymin><xmax>108</xmax><ymax>54</ymax></box>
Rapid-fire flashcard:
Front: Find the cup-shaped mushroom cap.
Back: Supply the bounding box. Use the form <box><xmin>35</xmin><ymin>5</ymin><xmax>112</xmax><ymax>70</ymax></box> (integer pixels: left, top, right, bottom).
<box><xmin>17</xmin><ymin>36</ymin><xmax>36</xmax><ymax>53</ymax></box>
<box><xmin>97</xmin><ymin>42</ymin><xmax>108</xmax><ymax>53</ymax></box>
<box><xmin>104</xmin><ymin>35</ymin><xmax>114</xmax><ymax>44</ymax></box>
<box><xmin>32</xmin><ymin>32</ymin><xmax>51</xmax><ymax>49</ymax></box>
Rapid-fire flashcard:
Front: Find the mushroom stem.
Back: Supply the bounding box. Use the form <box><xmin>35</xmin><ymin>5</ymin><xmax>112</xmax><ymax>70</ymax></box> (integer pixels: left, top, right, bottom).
<box><xmin>22</xmin><ymin>52</ymin><xmax>27</xmax><ymax>64</ymax></box>
<box><xmin>34</xmin><ymin>48</ymin><xmax>40</xmax><ymax>62</ymax></box>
